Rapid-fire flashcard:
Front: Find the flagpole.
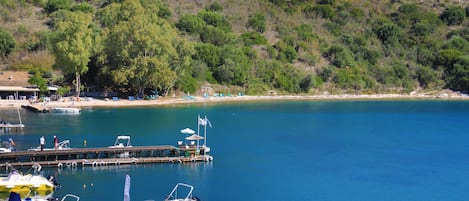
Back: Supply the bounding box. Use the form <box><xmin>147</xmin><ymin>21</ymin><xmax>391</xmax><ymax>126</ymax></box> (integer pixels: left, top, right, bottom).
<box><xmin>204</xmin><ymin>115</ymin><xmax>207</xmax><ymax>148</ymax></box>
<box><xmin>197</xmin><ymin>114</ymin><xmax>200</xmax><ymax>149</ymax></box>
<box><xmin>197</xmin><ymin>114</ymin><xmax>200</xmax><ymax>136</ymax></box>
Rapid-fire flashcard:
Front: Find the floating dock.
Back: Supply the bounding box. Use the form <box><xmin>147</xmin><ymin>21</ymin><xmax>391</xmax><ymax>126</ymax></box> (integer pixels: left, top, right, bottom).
<box><xmin>21</xmin><ymin>104</ymin><xmax>49</xmax><ymax>113</ymax></box>
<box><xmin>0</xmin><ymin>145</ymin><xmax>213</xmax><ymax>169</ymax></box>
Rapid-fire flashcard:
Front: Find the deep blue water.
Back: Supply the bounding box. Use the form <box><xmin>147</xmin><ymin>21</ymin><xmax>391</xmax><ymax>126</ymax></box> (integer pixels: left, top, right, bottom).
<box><xmin>1</xmin><ymin>100</ymin><xmax>469</xmax><ymax>201</ymax></box>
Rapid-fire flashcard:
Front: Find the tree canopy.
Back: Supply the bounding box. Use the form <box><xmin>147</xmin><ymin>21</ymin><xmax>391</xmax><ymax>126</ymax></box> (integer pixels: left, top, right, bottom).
<box><xmin>51</xmin><ymin>10</ymin><xmax>94</xmax><ymax>96</ymax></box>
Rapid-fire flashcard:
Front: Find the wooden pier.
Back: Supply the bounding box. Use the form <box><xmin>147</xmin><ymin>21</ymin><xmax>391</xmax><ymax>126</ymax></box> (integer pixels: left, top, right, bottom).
<box><xmin>0</xmin><ymin>122</ymin><xmax>24</xmax><ymax>133</ymax></box>
<box><xmin>0</xmin><ymin>145</ymin><xmax>213</xmax><ymax>169</ymax></box>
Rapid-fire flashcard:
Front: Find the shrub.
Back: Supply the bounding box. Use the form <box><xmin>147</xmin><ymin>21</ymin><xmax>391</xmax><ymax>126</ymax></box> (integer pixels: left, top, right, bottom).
<box><xmin>443</xmin><ymin>36</ymin><xmax>469</xmax><ymax>52</ymax></box>
<box><xmin>200</xmin><ymin>26</ymin><xmax>232</xmax><ymax>46</ymax></box>
<box><xmin>0</xmin><ymin>29</ymin><xmax>15</xmax><ymax>57</ymax></box>
<box><xmin>176</xmin><ymin>14</ymin><xmax>206</xmax><ymax>34</ymax></box>
<box><xmin>312</xmin><ymin>4</ymin><xmax>335</xmax><ymax>19</ymax></box>
<box><xmin>44</xmin><ymin>0</ymin><xmax>72</xmax><ymax>14</ymax></box>
<box><xmin>70</xmin><ymin>2</ymin><xmax>94</xmax><ymax>13</ymax></box>
<box><xmin>323</xmin><ymin>21</ymin><xmax>341</xmax><ymax>36</ymax></box>
<box><xmin>324</xmin><ymin>45</ymin><xmax>356</xmax><ymax>68</ymax></box>
<box><xmin>440</xmin><ymin>6</ymin><xmax>465</xmax><ymax>26</ymax></box>
<box><xmin>436</xmin><ymin>49</ymin><xmax>463</xmax><ymax>67</ymax></box>
<box><xmin>248</xmin><ymin>13</ymin><xmax>266</xmax><ymax>33</ymax></box>
<box><xmin>373</xmin><ymin>22</ymin><xmax>401</xmax><ymax>46</ymax></box>
<box><xmin>207</xmin><ymin>2</ymin><xmax>223</xmax><ymax>12</ymax></box>
<box><xmin>198</xmin><ymin>10</ymin><xmax>232</xmax><ymax>32</ymax></box>
<box><xmin>274</xmin><ymin>41</ymin><xmax>297</xmax><ymax>63</ymax></box>
<box><xmin>317</xmin><ymin>0</ymin><xmax>335</xmax><ymax>5</ymax></box>
<box><xmin>158</xmin><ymin>5</ymin><xmax>171</xmax><ymax>19</ymax></box>
<box><xmin>240</xmin><ymin>31</ymin><xmax>267</xmax><ymax>46</ymax></box>
<box><xmin>416</xmin><ymin>65</ymin><xmax>439</xmax><ymax>88</ymax></box>
<box><xmin>295</xmin><ymin>24</ymin><xmax>316</xmax><ymax>41</ymax></box>
<box><xmin>176</xmin><ymin>73</ymin><xmax>198</xmax><ymax>93</ymax></box>
<box><xmin>363</xmin><ymin>49</ymin><xmax>381</xmax><ymax>65</ymax></box>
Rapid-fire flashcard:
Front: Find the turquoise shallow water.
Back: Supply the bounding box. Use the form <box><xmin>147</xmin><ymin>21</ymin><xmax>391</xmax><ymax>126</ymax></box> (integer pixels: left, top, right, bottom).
<box><xmin>1</xmin><ymin>100</ymin><xmax>469</xmax><ymax>201</ymax></box>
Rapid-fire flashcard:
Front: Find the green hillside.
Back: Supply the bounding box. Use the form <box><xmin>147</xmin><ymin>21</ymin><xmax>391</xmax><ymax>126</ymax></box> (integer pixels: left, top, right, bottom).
<box><xmin>1</xmin><ymin>0</ymin><xmax>469</xmax><ymax>97</ymax></box>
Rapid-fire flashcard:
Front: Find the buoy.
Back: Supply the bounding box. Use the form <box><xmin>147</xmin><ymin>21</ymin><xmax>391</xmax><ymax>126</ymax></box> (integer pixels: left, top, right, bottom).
<box><xmin>58</xmin><ymin>163</ymin><xmax>63</xmax><ymax>169</ymax></box>
<box><xmin>71</xmin><ymin>161</ymin><xmax>77</xmax><ymax>168</ymax></box>
<box><xmin>66</xmin><ymin>162</ymin><xmax>71</xmax><ymax>167</ymax></box>
<box><xmin>32</xmin><ymin>163</ymin><xmax>42</xmax><ymax>172</ymax></box>
<box><xmin>92</xmin><ymin>161</ymin><xmax>97</xmax><ymax>167</ymax></box>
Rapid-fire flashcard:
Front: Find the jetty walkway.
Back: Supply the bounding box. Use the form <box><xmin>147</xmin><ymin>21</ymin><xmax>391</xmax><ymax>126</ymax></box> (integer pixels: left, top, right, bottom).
<box><xmin>0</xmin><ymin>145</ymin><xmax>213</xmax><ymax>169</ymax></box>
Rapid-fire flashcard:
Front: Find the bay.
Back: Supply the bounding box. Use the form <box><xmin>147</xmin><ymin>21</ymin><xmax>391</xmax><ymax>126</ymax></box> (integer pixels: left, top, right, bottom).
<box><xmin>1</xmin><ymin>100</ymin><xmax>469</xmax><ymax>201</ymax></box>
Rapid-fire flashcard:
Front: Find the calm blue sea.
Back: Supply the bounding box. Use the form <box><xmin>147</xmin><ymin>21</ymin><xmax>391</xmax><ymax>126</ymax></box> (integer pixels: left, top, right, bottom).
<box><xmin>1</xmin><ymin>100</ymin><xmax>469</xmax><ymax>201</ymax></box>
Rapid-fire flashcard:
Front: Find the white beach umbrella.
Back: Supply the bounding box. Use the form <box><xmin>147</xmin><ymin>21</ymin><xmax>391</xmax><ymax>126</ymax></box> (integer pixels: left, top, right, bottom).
<box><xmin>180</xmin><ymin>128</ymin><xmax>195</xmax><ymax>134</ymax></box>
<box><xmin>185</xmin><ymin>134</ymin><xmax>205</xmax><ymax>141</ymax></box>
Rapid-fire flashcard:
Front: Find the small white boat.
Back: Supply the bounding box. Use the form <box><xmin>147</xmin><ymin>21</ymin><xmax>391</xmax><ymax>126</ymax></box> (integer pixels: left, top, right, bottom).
<box><xmin>28</xmin><ymin>140</ymin><xmax>72</xmax><ymax>152</ymax></box>
<box><xmin>51</xmin><ymin>107</ymin><xmax>81</xmax><ymax>113</ymax></box>
<box><xmin>109</xmin><ymin>136</ymin><xmax>132</xmax><ymax>158</ymax></box>
<box><xmin>109</xmin><ymin>136</ymin><xmax>132</xmax><ymax>148</ymax></box>
<box><xmin>0</xmin><ymin>148</ymin><xmax>12</xmax><ymax>153</ymax></box>
<box><xmin>164</xmin><ymin>183</ymin><xmax>200</xmax><ymax>201</ymax></box>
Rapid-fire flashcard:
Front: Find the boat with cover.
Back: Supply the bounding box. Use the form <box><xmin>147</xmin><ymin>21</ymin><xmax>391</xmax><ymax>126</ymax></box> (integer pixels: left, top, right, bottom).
<box><xmin>109</xmin><ymin>136</ymin><xmax>132</xmax><ymax>158</ymax></box>
<box><xmin>164</xmin><ymin>183</ymin><xmax>200</xmax><ymax>201</ymax></box>
<box><xmin>109</xmin><ymin>136</ymin><xmax>132</xmax><ymax>148</ymax></box>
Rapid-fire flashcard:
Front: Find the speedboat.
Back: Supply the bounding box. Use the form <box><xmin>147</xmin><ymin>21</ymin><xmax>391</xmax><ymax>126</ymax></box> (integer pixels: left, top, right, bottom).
<box><xmin>109</xmin><ymin>136</ymin><xmax>132</xmax><ymax>158</ymax></box>
<box><xmin>50</xmin><ymin>107</ymin><xmax>80</xmax><ymax>113</ymax></box>
<box><xmin>0</xmin><ymin>171</ymin><xmax>55</xmax><ymax>196</ymax></box>
<box><xmin>109</xmin><ymin>136</ymin><xmax>132</xmax><ymax>148</ymax></box>
<box><xmin>164</xmin><ymin>183</ymin><xmax>200</xmax><ymax>201</ymax></box>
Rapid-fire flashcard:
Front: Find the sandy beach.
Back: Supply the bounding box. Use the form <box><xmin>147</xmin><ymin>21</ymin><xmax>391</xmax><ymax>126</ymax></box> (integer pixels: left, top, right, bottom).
<box><xmin>1</xmin><ymin>91</ymin><xmax>468</xmax><ymax>109</ymax></box>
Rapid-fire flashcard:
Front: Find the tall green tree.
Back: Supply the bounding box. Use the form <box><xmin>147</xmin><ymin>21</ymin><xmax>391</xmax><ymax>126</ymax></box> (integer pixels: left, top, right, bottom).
<box><xmin>51</xmin><ymin>10</ymin><xmax>94</xmax><ymax>96</ymax></box>
<box><xmin>99</xmin><ymin>0</ymin><xmax>191</xmax><ymax>96</ymax></box>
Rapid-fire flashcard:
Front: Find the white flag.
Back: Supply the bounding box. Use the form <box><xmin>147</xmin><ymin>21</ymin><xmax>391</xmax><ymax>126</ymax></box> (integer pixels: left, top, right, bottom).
<box><xmin>198</xmin><ymin>117</ymin><xmax>206</xmax><ymax>126</ymax></box>
<box><xmin>199</xmin><ymin>117</ymin><xmax>212</xmax><ymax>128</ymax></box>
<box><xmin>206</xmin><ymin>118</ymin><xmax>212</xmax><ymax>128</ymax></box>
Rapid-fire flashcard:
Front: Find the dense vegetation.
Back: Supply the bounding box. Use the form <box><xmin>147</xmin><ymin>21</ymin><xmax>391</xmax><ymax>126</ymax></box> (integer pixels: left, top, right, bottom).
<box><xmin>1</xmin><ymin>0</ymin><xmax>469</xmax><ymax>97</ymax></box>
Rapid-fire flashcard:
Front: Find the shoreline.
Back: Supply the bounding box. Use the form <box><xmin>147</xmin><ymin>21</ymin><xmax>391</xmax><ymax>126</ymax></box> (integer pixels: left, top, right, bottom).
<box><xmin>1</xmin><ymin>93</ymin><xmax>469</xmax><ymax>109</ymax></box>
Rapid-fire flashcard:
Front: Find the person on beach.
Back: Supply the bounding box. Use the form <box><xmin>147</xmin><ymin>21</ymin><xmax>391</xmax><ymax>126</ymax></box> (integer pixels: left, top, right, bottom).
<box><xmin>53</xmin><ymin>136</ymin><xmax>58</xmax><ymax>150</ymax></box>
<box><xmin>40</xmin><ymin>136</ymin><xmax>45</xmax><ymax>151</ymax></box>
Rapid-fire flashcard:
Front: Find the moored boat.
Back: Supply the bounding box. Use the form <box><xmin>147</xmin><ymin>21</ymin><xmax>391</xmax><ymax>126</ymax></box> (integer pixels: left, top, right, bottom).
<box><xmin>28</xmin><ymin>140</ymin><xmax>72</xmax><ymax>152</ymax></box>
<box><xmin>0</xmin><ymin>171</ymin><xmax>55</xmax><ymax>196</ymax></box>
<box><xmin>164</xmin><ymin>183</ymin><xmax>200</xmax><ymax>201</ymax></box>
<box><xmin>50</xmin><ymin>107</ymin><xmax>80</xmax><ymax>113</ymax></box>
